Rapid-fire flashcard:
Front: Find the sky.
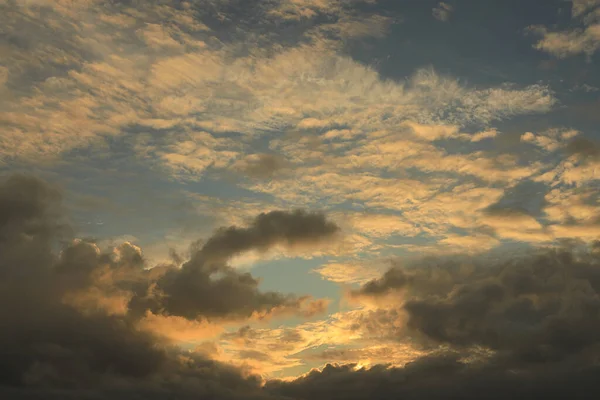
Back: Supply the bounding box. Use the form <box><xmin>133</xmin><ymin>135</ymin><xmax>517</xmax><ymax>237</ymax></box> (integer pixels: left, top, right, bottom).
<box><xmin>2</xmin><ymin>0</ymin><xmax>600</xmax><ymax>398</ymax></box>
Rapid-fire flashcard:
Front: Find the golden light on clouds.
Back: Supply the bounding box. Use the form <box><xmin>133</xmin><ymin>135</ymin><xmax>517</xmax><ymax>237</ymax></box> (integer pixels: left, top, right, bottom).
<box><xmin>2</xmin><ymin>0</ymin><xmax>600</xmax><ymax>398</ymax></box>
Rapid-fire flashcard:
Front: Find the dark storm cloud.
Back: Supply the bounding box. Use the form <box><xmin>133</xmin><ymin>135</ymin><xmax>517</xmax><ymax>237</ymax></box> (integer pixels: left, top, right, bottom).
<box><xmin>0</xmin><ymin>174</ymin><xmax>322</xmax><ymax>399</ymax></box>
<box><xmin>5</xmin><ymin>173</ymin><xmax>600</xmax><ymax>399</ymax></box>
<box><xmin>199</xmin><ymin>209</ymin><xmax>340</xmax><ymax>263</ymax></box>
<box><xmin>353</xmin><ymin>249</ymin><xmax>600</xmax><ymax>360</ymax></box>
<box><xmin>267</xmin><ymin>353</ymin><xmax>600</xmax><ymax>400</ymax></box>
<box><xmin>401</xmin><ymin>249</ymin><xmax>600</xmax><ymax>363</ymax></box>
<box><xmin>129</xmin><ymin>261</ymin><xmax>329</xmax><ymax>321</ymax></box>
<box><xmin>1</xmin><ymin>179</ymin><xmax>336</xmax><ymax>323</ymax></box>
<box><xmin>349</xmin><ymin>256</ymin><xmax>468</xmax><ymax>300</ymax></box>
<box><xmin>349</xmin><ymin>266</ymin><xmax>411</xmax><ymax>297</ymax></box>
<box><xmin>313</xmin><ymin>246</ymin><xmax>600</xmax><ymax>399</ymax></box>
<box><xmin>128</xmin><ymin>209</ymin><xmax>337</xmax><ymax>320</ymax></box>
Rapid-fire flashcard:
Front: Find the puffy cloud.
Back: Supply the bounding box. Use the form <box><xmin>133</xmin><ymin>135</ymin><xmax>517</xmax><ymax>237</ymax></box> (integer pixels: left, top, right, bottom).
<box><xmin>349</xmin><ymin>266</ymin><xmax>411</xmax><ymax>299</ymax></box>
<box><xmin>196</xmin><ymin>209</ymin><xmax>340</xmax><ymax>263</ymax></box>
<box><xmin>6</xmin><ymin>174</ymin><xmax>600</xmax><ymax>398</ymax></box>
<box><xmin>352</xmin><ymin>246</ymin><xmax>600</xmax><ymax>361</ymax></box>
<box><xmin>267</xmin><ymin>352</ymin><xmax>600</xmax><ymax>400</ymax></box>
<box><xmin>532</xmin><ymin>25</ymin><xmax>600</xmax><ymax>58</ymax></box>
<box><xmin>0</xmin><ymin>174</ymin><xmax>337</xmax><ymax>398</ymax></box>
<box><xmin>0</xmin><ymin>175</ymin><xmax>251</xmax><ymax>398</ymax></box>
<box><xmin>271</xmin><ymin>246</ymin><xmax>600</xmax><ymax>399</ymax></box>
<box><xmin>123</xmin><ymin>209</ymin><xmax>339</xmax><ymax>321</ymax></box>
<box><xmin>531</xmin><ymin>0</ymin><xmax>600</xmax><ymax>58</ymax></box>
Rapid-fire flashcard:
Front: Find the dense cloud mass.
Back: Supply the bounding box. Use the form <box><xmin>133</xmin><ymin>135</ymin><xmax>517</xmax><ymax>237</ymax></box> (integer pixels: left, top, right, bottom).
<box><xmin>197</xmin><ymin>208</ymin><xmax>340</xmax><ymax>263</ymax></box>
<box><xmin>0</xmin><ymin>174</ymin><xmax>333</xmax><ymax>399</ymax></box>
<box><xmin>319</xmin><ymin>248</ymin><xmax>600</xmax><ymax>399</ymax></box>
<box><xmin>128</xmin><ymin>208</ymin><xmax>337</xmax><ymax>320</ymax></box>
<box><xmin>268</xmin><ymin>355</ymin><xmax>600</xmax><ymax>400</ymax></box>
<box><xmin>4</xmin><ymin>174</ymin><xmax>600</xmax><ymax>399</ymax></box>
<box><xmin>352</xmin><ymin>249</ymin><xmax>600</xmax><ymax>359</ymax></box>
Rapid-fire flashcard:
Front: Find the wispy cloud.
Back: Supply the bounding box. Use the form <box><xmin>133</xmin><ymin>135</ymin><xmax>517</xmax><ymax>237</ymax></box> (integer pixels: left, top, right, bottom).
<box><xmin>531</xmin><ymin>0</ymin><xmax>600</xmax><ymax>58</ymax></box>
<box><xmin>432</xmin><ymin>2</ymin><xmax>454</xmax><ymax>22</ymax></box>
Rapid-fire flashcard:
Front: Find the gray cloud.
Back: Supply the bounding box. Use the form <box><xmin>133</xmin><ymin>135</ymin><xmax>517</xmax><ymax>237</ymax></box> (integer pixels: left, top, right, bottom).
<box><xmin>129</xmin><ymin>209</ymin><xmax>338</xmax><ymax>320</ymax></box>
<box><xmin>349</xmin><ymin>266</ymin><xmax>411</xmax><ymax>298</ymax></box>
<box><xmin>354</xmin><ymin>249</ymin><xmax>600</xmax><ymax>357</ymax></box>
<box><xmin>0</xmin><ymin>174</ymin><xmax>327</xmax><ymax>399</ymax></box>
<box><xmin>3</xmin><ymin>174</ymin><xmax>600</xmax><ymax>399</ymax></box>
<box><xmin>0</xmin><ymin>175</ymin><xmax>256</xmax><ymax>398</ymax></box>
<box><xmin>267</xmin><ymin>352</ymin><xmax>600</xmax><ymax>400</ymax></box>
<box><xmin>402</xmin><ymin>249</ymin><xmax>600</xmax><ymax>363</ymax></box>
<box><xmin>199</xmin><ymin>209</ymin><xmax>339</xmax><ymax>263</ymax></box>
<box><xmin>330</xmin><ymin>246</ymin><xmax>600</xmax><ymax>399</ymax></box>
<box><xmin>129</xmin><ymin>262</ymin><xmax>329</xmax><ymax>321</ymax></box>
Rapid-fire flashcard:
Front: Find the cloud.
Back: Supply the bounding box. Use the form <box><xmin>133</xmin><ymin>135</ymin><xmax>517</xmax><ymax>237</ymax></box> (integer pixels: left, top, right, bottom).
<box><xmin>532</xmin><ymin>25</ymin><xmax>600</xmax><ymax>58</ymax></box>
<box><xmin>6</xmin><ymin>0</ymin><xmax>600</xmax><ymax>396</ymax></box>
<box><xmin>297</xmin><ymin>343</ymin><xmax>424</xmax><ymax>368</ymax></box>
<box><xmin>0</xmin><ymin>174</ymin><xmax>283</xmax><ymax>399</ymax></box>
<box><xmin>572</xmin><ymin>0</ymin><xmax>600</xmax><ymax>18</ymax></box>
<box><xmin>532</xmin><ymin>133</ymin><xmax>600</xmax><ymax>186</ymax></box>
<box><xmin>312</xmin><ymin>261</ymin><xmax>386</xmax><ymax>284</ymax></box>
<box><xmin>214</xmin><ymin>306</ymin><xmax>423</xmax><ymax>377</ymax></box>
<box><xmin>479</xmin><ymin>207</ymin><xmax>551</xmax><ymax>243</ymax></box>
<box><xmin>267</xmin><ymin>245</ymin><xmax>600</xmax><ymax>399</ymax></box>
<box><xmin>335</xmin><ymin>212</ymin><xmax>421</xmax><ymax>238</ymax></box>
<box><xmin>432</xmin><ymin>2</ymin><xmax>453</xmax><ymax>22</ymax></box>
<box><xmin>531</xmin><ymin>0</ymin><xmax>600</xmax><ymax>58</ymax></box>
<box><xmin>5</xmin><ymin>175</ymin><xmax>600</xmax><ymax>398</ymax></box>
<box><xmin>352</xmin><ymin>246</ymin><xmax>600</xmax><ymax>360</ymax></box>
<box><xmin>266</xmin><ymin>352</ymin><xmax>600</xmax><ymax>400</ymax></box>
<box><xmin>0</xmin><ymin>174</ymin><xmax>338</xmax><ymax>398</ymax></box>
<box><xmin>349</xmin><ymin>266</ymin><xmax>412</xmax><ymax>299</ymax></box>
<box><xmin>0</xmin><ymin>65</ymin><xmax>8</xmax><ymax>86</ymax></box>
<box><xmin>196</xmin><ymin>209</ymin><xmax>340</xmax><ymax>263</ymax></box>
<box><xmin>565</xmin><ymin>137</ymin><xmax>600</xmax><ymax>160</ymax></box>
<box><xmin>538</xmin><ymin>186</ymin><xmax>600</xmax><ymax>242</ymax></box>
<box><xmin>232</xmin><ymin>154</ymin><xmax>289</xmax><ymax>179</ymax></box>
<box><xmin>0</xmin><ymin>0</ymin><xmax>555</xmax><ymax>182</ymax></box>
<box><xmin>521</xmin><ymin>128</ymin><xmax>579</xmax><ymax>152</ymax></box>
<box><xmin>0</xmin><ymin>2</ymin><xmax>560</xmax><ymax>269</ymax></box>
<box><xmin>125</xmin><ymin>209</ymin><xmax>338</xmax><ymax>321</ymax></box>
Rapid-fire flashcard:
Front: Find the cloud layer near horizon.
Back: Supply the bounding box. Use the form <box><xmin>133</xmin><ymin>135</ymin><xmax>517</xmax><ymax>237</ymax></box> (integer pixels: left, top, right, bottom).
<box><xmin>0</xmin><ymin>174</ymin><xmax>337</xmax><ymax>398</ymax></box>
<box><xmin>3</xmin><ymin>174</ymin><xmax>600</xmax><ymax>399</ymax></box>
